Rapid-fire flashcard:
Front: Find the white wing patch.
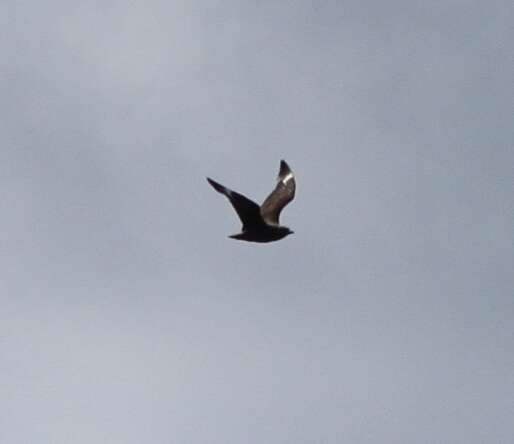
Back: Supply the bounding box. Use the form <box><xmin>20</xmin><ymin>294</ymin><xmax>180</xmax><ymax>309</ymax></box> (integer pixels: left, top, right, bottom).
<box><xmin>281</xmin><ymin>172</ymin><xmax>294</xmax><ymax>184</ymax></box>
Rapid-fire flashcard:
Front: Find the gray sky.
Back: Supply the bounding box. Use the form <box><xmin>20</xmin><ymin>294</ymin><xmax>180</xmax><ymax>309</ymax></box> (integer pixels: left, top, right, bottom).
<box><xmin>2</xmin><ymin>1</ymin><xmax>513</xmax><ymax>443</ymax></box>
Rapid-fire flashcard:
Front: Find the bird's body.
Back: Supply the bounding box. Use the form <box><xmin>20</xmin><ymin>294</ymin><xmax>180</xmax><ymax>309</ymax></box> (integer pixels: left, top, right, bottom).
<box><xmin>207</xmin><ymin>160</ymin><xmax>296</xmax><ymax>243</ymax></box>
<box><xmin>228</xmin><ymin>225</ymin><xmax>292</xmax><ymax>243</ymax></box>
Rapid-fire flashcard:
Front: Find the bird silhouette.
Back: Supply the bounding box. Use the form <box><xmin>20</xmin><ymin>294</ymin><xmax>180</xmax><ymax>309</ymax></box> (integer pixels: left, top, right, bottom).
<box><xmin>207</xmin><ymin>160</ymin><xmax>296</xmax><ymax>242</ymax></box>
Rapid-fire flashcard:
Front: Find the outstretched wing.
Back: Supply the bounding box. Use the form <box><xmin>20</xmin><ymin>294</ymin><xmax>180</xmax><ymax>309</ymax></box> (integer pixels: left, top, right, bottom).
<box><xmin>207</xmin><ymin>178</ymin><xmax>264</xmax><ymax>229</ymax></box>
<box><xmin>260</xmin><ymin>160</ymin><xmax>295</xmax><ymax>225</ymax></box>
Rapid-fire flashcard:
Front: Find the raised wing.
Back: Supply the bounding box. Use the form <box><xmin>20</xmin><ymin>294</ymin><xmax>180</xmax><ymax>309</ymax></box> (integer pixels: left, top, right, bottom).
<box><xmin>207</xmin><ymin>178</ymin><xmax>264</xmax><ymax>229</ymax></box>
<box><xmin>260</xmin><ymin>160</ymin><xmax>295</xmax><ymax>225</ymax></box>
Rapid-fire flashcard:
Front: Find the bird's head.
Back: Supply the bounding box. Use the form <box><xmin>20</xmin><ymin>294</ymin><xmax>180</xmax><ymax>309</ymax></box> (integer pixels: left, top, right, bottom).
<box><xmin>283</xmin><ymin>227</ymin><xmax>294</xmax><ymax>237</ymax></box>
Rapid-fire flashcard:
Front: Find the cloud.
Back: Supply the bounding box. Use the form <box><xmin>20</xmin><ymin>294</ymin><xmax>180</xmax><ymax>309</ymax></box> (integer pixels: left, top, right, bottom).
<box><xmin>2</xmin><ymin>1</ymin><xmax>513</xmax><ymax>443</ymax></box>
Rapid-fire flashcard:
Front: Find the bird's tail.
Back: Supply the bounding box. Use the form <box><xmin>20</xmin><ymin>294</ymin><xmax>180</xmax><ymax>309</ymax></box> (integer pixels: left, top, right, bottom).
<box><xmin>207</xmin><ymin>178</ymin><xmax>231</xmax><ymax>196</ymax></box>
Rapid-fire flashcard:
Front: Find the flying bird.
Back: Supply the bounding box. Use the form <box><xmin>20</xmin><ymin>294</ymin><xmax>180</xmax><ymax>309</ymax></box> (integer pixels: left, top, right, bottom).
<box><xmin>207</xmin><ymin>160</ymin><xmax>296</xmax><ymax>242</ymax></box>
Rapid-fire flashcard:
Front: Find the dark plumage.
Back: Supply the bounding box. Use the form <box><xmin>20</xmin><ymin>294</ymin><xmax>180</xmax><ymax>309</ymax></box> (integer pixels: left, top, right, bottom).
<box><xmin>207</xmin><ymin>160</ymin><xmax>296</xmax><ymax>242</ymax></box>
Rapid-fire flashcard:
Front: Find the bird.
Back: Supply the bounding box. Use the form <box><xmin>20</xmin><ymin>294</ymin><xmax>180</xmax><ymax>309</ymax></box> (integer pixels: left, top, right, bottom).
<box><xmin>207</xmin><ymin>160</ymin><xmax>296</xmax><ymax>243</ymax></box>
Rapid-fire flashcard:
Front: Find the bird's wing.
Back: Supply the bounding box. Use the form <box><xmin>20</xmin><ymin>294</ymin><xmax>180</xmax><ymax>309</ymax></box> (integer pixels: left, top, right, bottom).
<box><xmin>260</xmin><ymin>160</ymin><xmax>295</xmax><ymax>225</ymax></box>
<box><xmin>207</xmin><ymin>178</ymin><xmax>264</xmax><ymax>229</ymax></box>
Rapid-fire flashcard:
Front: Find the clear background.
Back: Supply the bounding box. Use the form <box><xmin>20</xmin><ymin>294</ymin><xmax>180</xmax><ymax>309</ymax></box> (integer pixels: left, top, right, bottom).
<box><xmin>2</xmin><ymin>1</ymin><xmax>513</xmax><ymax>443</ymax></box>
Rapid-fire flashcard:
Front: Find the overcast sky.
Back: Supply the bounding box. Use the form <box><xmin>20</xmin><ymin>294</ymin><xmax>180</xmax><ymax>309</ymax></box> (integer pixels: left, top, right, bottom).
<box><xmin>2</xmin><ymin>1</ymin><xmax>513</xmax><ymax>443</ymax></box>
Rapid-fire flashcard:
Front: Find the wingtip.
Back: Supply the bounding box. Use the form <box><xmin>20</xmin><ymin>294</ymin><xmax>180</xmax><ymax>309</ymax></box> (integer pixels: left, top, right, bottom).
<box><xmin>206</xmin><ymin>177</ymin><xmax>217</xmax><ymax>189</ymax></box>
<box><xmin>207</xmin><ymin>177</ymin><xmax>227</xmax><ymax>194</ymax></box>
<box><xmin>278</xmin><ymin>159</ymin><xmax>292</xmax><ymax>179</ymax></box>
